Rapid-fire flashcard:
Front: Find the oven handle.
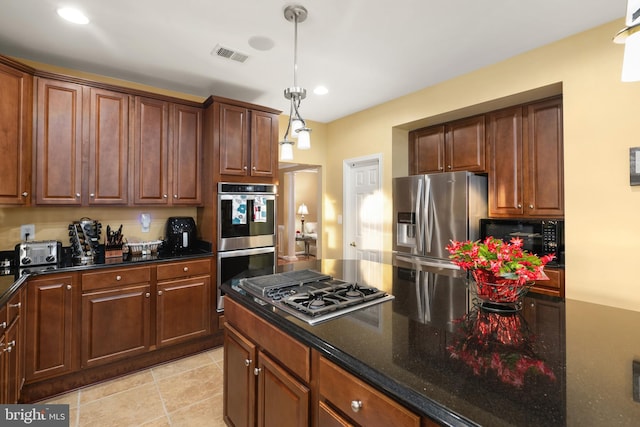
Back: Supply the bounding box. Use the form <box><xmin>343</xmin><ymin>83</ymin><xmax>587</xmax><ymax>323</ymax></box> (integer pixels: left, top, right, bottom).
<box><xmin>219</xmin><ymin>194</ymin><xmax>276</xmax><ymax>201</ymax></box>
<box><xmin>217</xmin><ymin>247</ymin><xmax>275</xmax><ymax>258</ymax></box>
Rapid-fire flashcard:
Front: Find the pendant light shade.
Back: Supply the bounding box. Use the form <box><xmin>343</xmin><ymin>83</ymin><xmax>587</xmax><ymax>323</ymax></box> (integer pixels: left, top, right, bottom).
<box><xmin>279</xmin><ymin>4</ymin><xmax>312</xmax><ymax>160</ymax></box>
<box><xmin>614</xmin><ymin>0</ymin><xmax>640</xmax><ymax>81</ymax></box>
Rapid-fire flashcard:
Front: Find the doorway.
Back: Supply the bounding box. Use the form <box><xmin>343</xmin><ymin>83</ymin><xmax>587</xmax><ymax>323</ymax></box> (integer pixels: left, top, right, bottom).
<box><xmin>343</xmin><ymin>154</ymin><xmax>383</xmax><ymax>261</ymax></box>
<box><xmin>278</xmin><ymin>163</ymin><xmax>322</xmax><ymax>263</ymax></box>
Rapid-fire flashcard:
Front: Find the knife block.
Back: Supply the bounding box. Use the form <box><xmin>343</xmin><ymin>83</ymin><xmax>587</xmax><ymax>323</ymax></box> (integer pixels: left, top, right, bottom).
<box><xmin>105</xmin><ymin>244</ymin><xmax>123</xmax><ymax>259</ymax></box>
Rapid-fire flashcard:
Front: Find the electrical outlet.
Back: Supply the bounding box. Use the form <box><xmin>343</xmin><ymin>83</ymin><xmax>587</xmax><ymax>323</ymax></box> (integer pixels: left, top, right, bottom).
<box><xmin>20</xmin><ymin>224</ymin><xmax>35</xmax><ymax>241</ymax></box>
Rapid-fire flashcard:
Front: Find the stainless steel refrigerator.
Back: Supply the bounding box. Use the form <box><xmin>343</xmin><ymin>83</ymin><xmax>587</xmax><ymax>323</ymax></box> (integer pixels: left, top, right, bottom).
<box><xmin>392</xmin><ymin>171</ymin><xmax>487</xmax><ymax>268</ymax></box>
<box><xmin>391</xmin><ymin>171</ymin><xmax>487</xmax><ymax>327</ymax></box>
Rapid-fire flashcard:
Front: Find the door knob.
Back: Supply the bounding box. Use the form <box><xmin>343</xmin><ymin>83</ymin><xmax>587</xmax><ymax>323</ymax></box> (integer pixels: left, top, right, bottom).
<box><xmin>350</xmin><ymin>242</ymin><xmax>356</xmax><ymax>247</ymax></box>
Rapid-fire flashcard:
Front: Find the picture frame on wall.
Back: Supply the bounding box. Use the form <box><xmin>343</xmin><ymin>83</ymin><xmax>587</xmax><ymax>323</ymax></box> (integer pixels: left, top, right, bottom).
<box><xmin>630</xmin><ymin>147</ymin><xmax>640</xmax><ymax>186</ymax></box>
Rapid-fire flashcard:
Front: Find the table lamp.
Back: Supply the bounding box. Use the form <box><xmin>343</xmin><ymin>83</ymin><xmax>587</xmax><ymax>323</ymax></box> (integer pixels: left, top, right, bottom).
<box><xmin>297</xmin><ymin>203</ymin><xmax>309</xmax><ymax>234</ymax></box>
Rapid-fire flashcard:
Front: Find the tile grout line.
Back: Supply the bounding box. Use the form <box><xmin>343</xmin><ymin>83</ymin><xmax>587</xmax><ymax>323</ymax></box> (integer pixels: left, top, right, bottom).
<box><xmin>151</xmin><ymin>368</ymin><xmax>173</xmax><ymax>426</ymax></box>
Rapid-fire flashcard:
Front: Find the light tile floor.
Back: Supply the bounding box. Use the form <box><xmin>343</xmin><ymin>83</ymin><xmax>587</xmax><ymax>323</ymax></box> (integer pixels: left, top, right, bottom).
<box><xmin>41</xmin><ymin>347</ymin><xmax>226</xmax><ymax>427</ymax></box>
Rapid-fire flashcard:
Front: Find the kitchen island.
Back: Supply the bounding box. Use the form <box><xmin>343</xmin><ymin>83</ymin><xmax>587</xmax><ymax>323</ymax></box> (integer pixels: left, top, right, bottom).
<box><xmin>222</xmin><ymin>259</ymin><xmax>640</xmax><ymax>426</ymax></box>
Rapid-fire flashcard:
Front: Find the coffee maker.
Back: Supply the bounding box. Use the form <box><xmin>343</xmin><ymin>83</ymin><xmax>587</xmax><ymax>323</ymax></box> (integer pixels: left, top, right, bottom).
<box><xmin>165</xmin><ymin>217</ymin><xmax>197</xmax><ymax>253</ymax></box>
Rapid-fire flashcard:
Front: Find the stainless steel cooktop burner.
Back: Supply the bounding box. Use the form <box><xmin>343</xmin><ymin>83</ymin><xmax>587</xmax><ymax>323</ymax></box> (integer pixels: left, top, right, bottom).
<box><xmin>238</xmin><ymin>270</ymin><xmax>394</xmax><ymax>325</ymax></box>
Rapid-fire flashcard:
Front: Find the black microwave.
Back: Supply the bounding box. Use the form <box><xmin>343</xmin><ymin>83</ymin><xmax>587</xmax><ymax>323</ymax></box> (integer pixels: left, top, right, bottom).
<box><xmin>479</xmin><ymin>219</ymin><xmax>564</xmax><ymax>267</ymax></box>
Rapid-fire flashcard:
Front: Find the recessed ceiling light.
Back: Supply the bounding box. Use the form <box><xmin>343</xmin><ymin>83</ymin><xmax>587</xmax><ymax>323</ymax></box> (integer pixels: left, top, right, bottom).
<box><xmin>57</xmin><ymin>7</ymin><xmax>89</xmax><ymax>25</ymax></box>
<box><xmin>313</xmin><ymin>86</ymin><xmax>328</xmax><ymax>95</ymax></box>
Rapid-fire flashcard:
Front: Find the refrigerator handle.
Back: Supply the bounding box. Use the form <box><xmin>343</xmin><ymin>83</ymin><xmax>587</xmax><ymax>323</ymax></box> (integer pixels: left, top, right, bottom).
<box><xmin>395</xmin><ymin>255</ymin><xmax>461</xmax><ymax>271</ymax></box>
<box><xmin>424</xmin><ymin>178</ymin><xmax>432</xmax><ymax>252</ymax></box>
<box><xmin>415</xmin><ymin>178</ymin><xmax>423</xmax><ymax>253</ymax></box>
<box><xmin>415</xmin><ymin>269</ymin><xmax>425</xmax><ymax>322</ymax></box>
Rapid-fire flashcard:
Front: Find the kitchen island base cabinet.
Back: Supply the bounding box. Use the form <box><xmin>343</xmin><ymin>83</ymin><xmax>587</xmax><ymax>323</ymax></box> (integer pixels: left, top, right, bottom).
<box><xmin>318</xmin><ymin>356</ymin><xmax>421</xmax><ymax>427</ymax></box>
<box><xmin>223</xmin><ymin>297</ymin><xmax>311</xmax><ymax>427</ymax></box>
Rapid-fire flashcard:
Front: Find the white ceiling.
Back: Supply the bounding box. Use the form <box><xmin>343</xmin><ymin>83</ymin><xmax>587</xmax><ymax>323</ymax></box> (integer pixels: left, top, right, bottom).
<box><xmin>0</xmin><ymin>0</ymin><xmax>626</xmax><ymax>123</ymax></box>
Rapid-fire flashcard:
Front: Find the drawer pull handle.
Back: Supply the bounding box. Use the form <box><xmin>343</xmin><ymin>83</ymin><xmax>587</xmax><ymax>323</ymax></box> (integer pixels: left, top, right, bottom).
<box><xmin>116</xmin><ymin>275</ymin><xmax>122</xmax><ymax>281</ymax></box>
<box><xmin>66</xmin><ymin>285</ymin><xmax>72</xmax><ymax>290</ymax></box>
<box><xmin>244</xmin><ymin>359</ymin><xmax>252</xmax><ymax>367</ymax></box>
<box><xmin>350</xmin><ymin>400</ymin><xmax>363</xmax><ymax>412</ymax></box>
<box><xmin>254</xmin><ymin>367</ymin><xmax>261</xmax><ymax>376</ymax></box>
<box><xmin>9</xmin><ymin>302</ymin><xmax>21</xmax><ymax>309</ymax></box>
<box><xmin>183</xmin><ymin>267</ymin><xmax>189</xmax><ymax>272</ymax></box>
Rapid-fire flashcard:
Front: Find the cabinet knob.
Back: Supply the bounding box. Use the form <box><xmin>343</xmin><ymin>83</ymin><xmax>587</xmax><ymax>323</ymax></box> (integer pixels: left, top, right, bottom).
<box><xmin>252</xmin><ymin>166</ymin><xmax>256</xmax><ymax>171</ymax></box>
<box><xmin>529</xmin><ymin>204</ymin><xmax>534</xmax><ymax>209</ymax></box>
<box><xmin>9</xmin><ymin>302</ymin><xmax>21</xmax><ymax>309</ymax></box>
<box><xmin>243</xmin><ymin>166</ymin><xmax>248</xmax><ymax>171</ymax></box>
<box><xmin>174</xmin><ymin>194</ymin><xmax>178</xmax><ymax>199</ymax></box>
<box><xmin>517</xmin><ymin>203</ymin><xmax>522</xmax><ymax>208</ymax></box>
<box><xmin>21</xmin><ymin>192</ymin><xmax>28</xmax><ymax>197</ymax></box>
<box><xmin>76</xmin><ymin>193</ymin><xmax>81</xmax><ymax>198</ymax></box>
<box><xmin>447</xmin><ymin>165</ymin><xmax>452</xmax><ymax>169</ymax></box>
<box><xmin>116</xmin><ymin>275</ymin><xmax>122</xmax><ymax>281</ymax></box>
<box><xmin>163</xmin><ymin>194</ymin><xmax>168</xmax><ymax>198</ymax></box>
<box><xmin>90</xmin><ymin>193</ymin><xmax>95</xmax><ymax>198</ymax></box>
<box><xmin>0</xmin><ymin>322</ymin><xmax>6</xmax><ymax>329</ymax></box>
<box><xmin>158</xmin><ymin>290</ymin><xmax>163</xmax><ymax>296</ymax></box>
<box><xmin>183</xmin><ymin>267</ymin><xmax>189</xmax><ymax>272</ymax></box>
<box><xmin>244</xmin><ymin>359</ymin><xmax>252</xmax><ymax>367</ymax></box>
<box><xmin>145</xmin><ymin>292</ymin><xmax>150</xmax><ymax>298</ymax></box>
<box><xmin>254</xmin><ymin>367</ymin><xmax>261</xmax><ymax>376</ymax></box>
<box><xmin>350</xmin><ymin>400</ymin><xmax>363</xmax><ymax>412</ymax></box>
<box><xmin>438</xmin><ymin>167</ymin><xmax>444</xmax><ymax>171</ymax></box>
<box><xmin>66</xmin><ymin>284</ymin><xmax>72</xmax><ymax>290</ymax></box>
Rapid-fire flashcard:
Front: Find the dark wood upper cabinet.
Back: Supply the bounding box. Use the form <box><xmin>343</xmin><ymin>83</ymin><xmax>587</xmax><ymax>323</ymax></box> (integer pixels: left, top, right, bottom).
<box><xmin>170</xmin><ymin>104</ymin><xmax>202</xmax><ymax>205</ymax></box>
<box><xmin>0</xmin><ymin>61</ymin><xmax>32</xmax><ymax>205</ymax></box>
<box><xmin>133</xmin><ymin>96</ymin><xmax>170</xmax><ymax>205</ymax></box>
<box><xmin>488</xmin><ymin>97</ymin><xmax>563</xmax><ymax>217</ymax></box>
<box><xmin>87</xmin><ymin>87</ymin><xmax>129</xmax><ymax>205</ymax></box>
<box><xmin>34</xmin><ymin>78</ymin><xmax>83</xmax><ymax>205</ymax></box>
<box><xmin>410</xmin><ymin>115</ymin><xmax>485</xmax><ymax>175</ymax></box>
<box><xmin>212</xmin><ymin>98</ymin><xmax>280</xmax><ymax>182</ymax></box>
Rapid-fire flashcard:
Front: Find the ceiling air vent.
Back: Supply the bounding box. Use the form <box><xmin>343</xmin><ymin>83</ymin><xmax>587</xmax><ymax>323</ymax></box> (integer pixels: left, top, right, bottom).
<box><xmin>211</xmin><ymin>44</ymin><xmax>249</xmax><ymax>63</ymax></box>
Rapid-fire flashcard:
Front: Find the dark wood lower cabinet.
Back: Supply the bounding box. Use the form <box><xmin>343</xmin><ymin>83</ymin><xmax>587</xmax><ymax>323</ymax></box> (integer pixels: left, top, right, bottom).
<box><xmin>157</xmin><ymin>275</ymin><xmax>210</xmax><ymax>347</ymax></box>
<box><xmin>81</xmin><ymin>284</ymin><xmax>151</xmax><ymax>367</ymax></box>
<box><xmin>25</xmin><ymin>274</ymin><xmax>77</xmax><ymax>383</ymax></box>
<box><xmin>224</xmin><ymin>323</ymin><xmax>256</xmax><ymax>427</ymax></box>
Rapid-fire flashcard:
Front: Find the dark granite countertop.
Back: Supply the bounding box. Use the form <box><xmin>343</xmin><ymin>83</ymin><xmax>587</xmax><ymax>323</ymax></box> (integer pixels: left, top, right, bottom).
<box><xmin>222</xmin><ymin>259</ymin><xmax>640</xmax><ymax>427</ymax></box>
<box><xmin>0</xmin><ymin>243</ymin><xmax>213</xmax><ymax>306</ymax></box>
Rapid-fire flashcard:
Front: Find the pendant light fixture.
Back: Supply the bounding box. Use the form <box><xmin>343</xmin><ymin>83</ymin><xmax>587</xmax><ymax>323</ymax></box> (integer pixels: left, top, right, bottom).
<box><xmin>614</xmin><ymin>0</ymin><xmax>640</xmax><ymax>81</ymax></box>
<box><xmin>280</xmin><ymin>4</ymin><xmax>312</xmax><ymax>160</ymax></box>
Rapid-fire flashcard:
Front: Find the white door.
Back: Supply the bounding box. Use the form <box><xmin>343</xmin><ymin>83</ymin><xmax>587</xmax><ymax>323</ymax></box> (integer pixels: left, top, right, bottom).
<box><xmin>343</xmin><ymin>155</ymin><xmax>383</xmax><ymax>262</ymax></box>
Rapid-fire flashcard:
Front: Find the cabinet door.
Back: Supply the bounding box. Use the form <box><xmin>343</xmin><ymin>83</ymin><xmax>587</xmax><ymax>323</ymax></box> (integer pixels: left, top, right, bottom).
<box><xmin>257</xmin><ymin>350</ymin><xmax>309</xmax><ymax>427</ymax></box>
<box><xmin>525</xmin><ymin>98</ymin><xmax>564</xmax><ymax>217</ymax></box>
<box><xmin>35</xmin><ymin>78</ymin><xmax>83</xmax><ymax>205</ymax></box>
<box><xmin>445</xmin><ymin>115</ymin><xmax>486</xmax><ymax>172</ymax></box>
<box><xmin>25</xmin><ymin>274</ymin><xmax>77</xmax><ymax>381</ymax></box>
<box><xmin>156</xmin><ymin>275</ymin><xmax>210</xmax><ymax>347</ymax></box>
<box><xmin>409</xmin><ymin>126</ymin><xmax>445</xmax><ymax>174</ymax></box>
<box><xmin>4</xmin><ymin>319</ymin><xmax>19</xmax><ymax>404</ymax></box>
<box><xmin>218</xmin><ymin>103</ymin><xmax>249</xmax><ymax>176</ymax></box>
<box><xmin>318</xmin><ymin>401</ymin><xmax>354</xmax><ymax>427</ymax></box>
<box><xmin>0</xmin><ymin>63</ymin><xmax>32</xmax><ymax>205</ymax></box>
<box><xmin>250</xmin><ymin>110</ymin><xmax>277</xmax><ymax>177</ymax></box>
<box><xmin>133</xmin><ymin>96</ymin><xmax>169</xmax><ymax>204</ymax></box>
<box><xmin>171</xmin><ymin>104</ymin><xmax>202</xmax><ymax>205</ymax></box>
<box><xmin>81</xmin><ymin>284</ymin><xmax>151</xmax><ymax>367</ymax></box>
<box><xmin>87</xmin><ymin>88</ymin><xmax>129</xmax><ymax>205</ymax></box>
<box><xmin>224</xmin><ymin>323</ymin><xmax>257</xmax><ymax>427</ymax></box>
<box><xmin>487</xmin><ymin>106</ymin><xmax>525</xmax><ymax>217</ymax></box>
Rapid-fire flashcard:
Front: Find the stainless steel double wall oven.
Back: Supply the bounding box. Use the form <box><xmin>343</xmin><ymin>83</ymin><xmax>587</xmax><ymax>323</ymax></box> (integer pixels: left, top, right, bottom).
<box><xmin>216</xmin><ymin>183</ymin><xmax>277</xmax><ymax>312</ymax></box>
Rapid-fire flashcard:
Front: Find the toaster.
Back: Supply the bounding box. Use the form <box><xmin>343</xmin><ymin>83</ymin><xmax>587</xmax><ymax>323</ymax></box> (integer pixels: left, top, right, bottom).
<box><xmin>15</xmin><ymin>240</ymin><xmax>62</xmax><ymax>267</ymax></box>
<box><xmin>165</xmin><ymin>217</ymin><xmax>197</xmax><ymax>253</ymax></box>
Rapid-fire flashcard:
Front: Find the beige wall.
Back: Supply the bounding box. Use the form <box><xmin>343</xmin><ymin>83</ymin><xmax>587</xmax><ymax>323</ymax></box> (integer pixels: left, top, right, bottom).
<box><xmin>318</xmin><ymin>18</ymin><xmax>640</xmax><ymax>312</ymax></box>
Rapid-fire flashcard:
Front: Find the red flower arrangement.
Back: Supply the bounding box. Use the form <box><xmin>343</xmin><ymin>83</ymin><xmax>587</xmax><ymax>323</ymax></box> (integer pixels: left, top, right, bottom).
<box><xmin>446</xmin><ymin>237</ymin><xmax>555</xmax><ymax>303</ymax></box>
<box><xmin>447</xmin><ymin>309</ymin><xmax>557</xmax><ymax>388</ymax></box>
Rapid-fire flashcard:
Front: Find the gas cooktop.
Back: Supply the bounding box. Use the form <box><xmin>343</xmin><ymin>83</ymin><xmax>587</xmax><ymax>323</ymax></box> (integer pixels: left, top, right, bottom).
<box><xmin>238</xmin><ymin>269</ymin><xmax>394</xmax><ymax>325</ymax></box>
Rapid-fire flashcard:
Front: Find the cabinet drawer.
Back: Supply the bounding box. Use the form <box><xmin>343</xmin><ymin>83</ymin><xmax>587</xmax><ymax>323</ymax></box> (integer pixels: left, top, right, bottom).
<box><xmin>225</xmin><ymin>298</ymin><xmax>310</xmax><ymax>382</ymax></box>
<box><xmin>157</xmin><ymin>258</ymin><xmax>210</xmax><ymax>281</ymax></box>
<box><xmin>319</xmin><ymin>357</ymin><xmax>420</xmax><ymax>427</ymax></box>
<box><xmin>82</xmin><ymin>266</ymin><xmax>151</xmax><ymax>291</ymax></box>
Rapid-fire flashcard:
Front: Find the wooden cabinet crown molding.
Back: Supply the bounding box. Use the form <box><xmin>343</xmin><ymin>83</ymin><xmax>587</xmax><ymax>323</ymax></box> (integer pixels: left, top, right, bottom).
<box><xmin>203</xmin><ymin>95</ymin><xmax>281</xmax><ymax>115</ymax></box>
